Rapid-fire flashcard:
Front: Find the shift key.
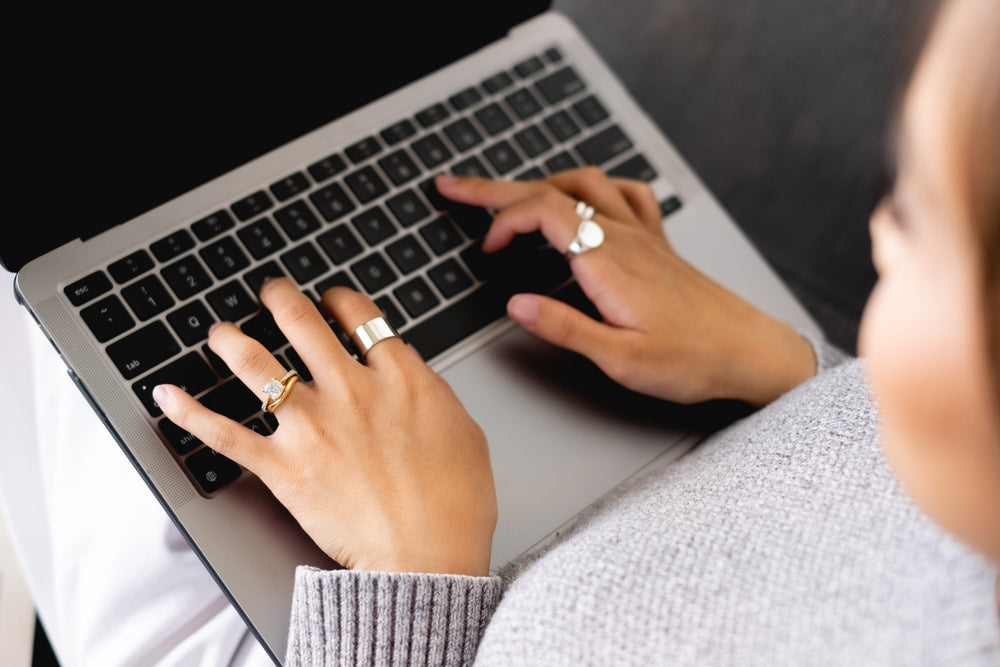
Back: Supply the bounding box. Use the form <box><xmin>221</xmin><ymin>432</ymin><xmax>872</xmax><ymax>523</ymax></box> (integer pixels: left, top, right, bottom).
<box><xmin>107</xmin><ymin>321</ymin><xmax>181</xmax><ymax>380</ymax></box>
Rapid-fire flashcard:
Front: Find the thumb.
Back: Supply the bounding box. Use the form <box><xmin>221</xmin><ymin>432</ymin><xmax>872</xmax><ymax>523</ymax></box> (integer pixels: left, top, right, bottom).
<box><xmin>507</xmin><ymin>293</ymin><xmax>619</xmax><ymax>362</ymax></box>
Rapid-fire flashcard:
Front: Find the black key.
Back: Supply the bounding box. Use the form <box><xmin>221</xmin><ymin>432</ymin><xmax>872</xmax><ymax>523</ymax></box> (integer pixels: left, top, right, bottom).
<box><xmin>411</xmin><ymin>133</ymin><xmax>453</xmax><ymax>169</ymax></box>
<box><xmin>238</xmin><ymin>217</ymin><xmax>287</xmax><ymax>259</ymax></box>
<box><xmin>162</xmin><ymin>255</ymin><xmax>213</xmax><ymax>300</ymax></box>
<box><xmin>310</xmin><ymin>182</ymin><xmax>357</xmax><ymax>222</ymax></box>
<box><xmin>516</xmin><ymin>167</ymin><xmax>545</xmax><ymax>181</ymax></box>
<box><xmin>402</xmin><ymin>285</ymin><xmax>504</xmax><ymax>362</ymax></box>
<box><xmin>150</xmin><ymin>229</ymin><xmax>196</xmax><ymax>263</ymax></box>
<box><xmin>244</xmin><ymin>417</ymin><xmax>272</xmax><ymax>436</ymax></box>
<box><xmin>191</xmin><ymin>210</ymin><xmax>236</xmax><ymax>241</ymax></box>
<box><xmin>350</xmin><ymin>253</ymin><xmax>397</xmax><ymax>293</ymax></box>
<box><xmin>352</xmin><ymin>207</ymin><xmax>397</xmax><ymax>245</ymax></box>
<box><xmin>122</xmin><ymin>275</ymin><xmax>175</xmax><ymax>321</ymax></box>
<box><xmin>283</xmin><ymin>347</ymin><xmax>313</xmax><ymax>383</ymax></box>
<box><xmin>419</xmin><ymin>217</ymin><xmax>464</xmax><ymax>255</ymax></box>
<box><xmin>385</xmin><ymin>235</ymin><xmax>430</xmax><ymax>274</ymax></box>
<box><xmin>415</xmin><ymin>102</ymin><xmax>449</xmax><ymax>127</ymax></box>
<box><xmin>203</xmin><ymin>344</ymin><xmax>233</xmax><ymax>378</ymax></box>
<box><xmin>660</xmin><ymin>196</ymin><xmax>683</xmax><ymax>218</ymax></box>
<box><xmin>345</xmin><ymin>166</ymin><xmax>389</xmax><ymax>204</ymax></box>
<box><xmin>535</xmin><ymin>66</ymin><xmax>586</xmax><ymax>104</ymax></box>
<box><xmin>573</xmin><ymin>95</ymin><xmax>609</xmax><ymax>126</ymax></box>
<box><xmin>325</xmin><ymin>319</ymin><xmax>361</xmax><ymax>359</ymax></box>
<box><xmin>386</xmin><ymin>189</ymin><xmax>431</xmax><ymax>227</ymax></box>
<box><xmin>307</xmin><ymin>153</ymin><xmax>347</xmax><ymax>182</ymax></box>
<box><xmin>377</xmin><ymin>149</ymin><xmax>421</xmax><ymax>186</ymax></box>
<box><xmin>545</xmin><ymin>151</ymin><xmax>579</xmax><ymax>174</ymax></box>
<box><xmin>345</xmin><ymin>136</ymin><xmax>382</xmax><ymax>163</ymax></box>
<box><xmin>428</xmin><ymin>258</ymin><xmax>473</xmax><ymax>298</ymax></box>
<box><xmin>443</xmin><ymin>118</ymin><xmax>484</xmax><ymax>152</ymax></box>
<box><xmin>450</xmin><ymin>156</ymin><xmax>492</xmax><ymax>179</ymax></box>
<box><xmin>483</xmin><ymin>140</ymin><xmax>524</xmax><ymax>175</ymax></box>
<box><xmin>159</xmin><ymin>418</ymin><xmax>203</xmax><ymax>455</ymax></box>
<box><xmin>107</xmin><ymin>321</ymin><xmax>181</xmax><ymax>379</ymax></box>
<box><xmin>575</xmin><ymin>125</ymin><xmax>633</xmax><ymax>166</ymax></box>
<box><xmin>482</xmin><ymin>70</ymin><xmax>514</xmax><ymax>94</ymax></box>
<box><xmin>200</xmin><ymin>378</ymin><xmax>260</xmax><ymax>422</ymax></box>
<box><xmin>317</xmin><ymin>224</ymin><xmax>364</xmax><ymax>264</ymax></box>
<box><xmin>474</xmin><ymin>103</ymin><xmax>513</xmax><ymax>136</ymax></box>
<box><xmin>404</xmin><ymin>248</ymin><xmax>571</xmax><ymax>361</ymax></box>
<box><xmin>132</xmin><ymin>351</ymin><xmax>216</xmax><ymax>417</ymax></box>
<box><xmin>374</xmin><ymin>295</ymin><xmax>407</xmax><ymax>331</ymax></box>
<box><xmin>81</xmin><ymin>294</ymin><xmax>135</xmax><ymax>342</ymax></box>
<box><xmin>504</xmin><ymin>87</ymin><xmax>543</xmax><ymax>120</ymax></box>
<box><xmin>608</xmin><ymin>154</ymin><xmax>658</xmax><ymax>183</ymax></box>
<box><xmin>166</xmin><ymin>300</ymin><xmax>215</xmax><ymax>346</ymax></box>
<box><xmin>269</xmin><ymin>171</ymin><xmax>311</xmax><ymax>201</ymax></box>
<box><xmin>514</xmin><ymin>56</ymin><xmax>545</xmax><ymax>78</ymax></box>
<box><xmin>200</xmin><ymin>237</ymin><xmax>250</xmax><ymax>279</ymax></box>
<box><xmin>65</xmin><ymin>271</ymin><xmax>112</xmax><ymax>306</ymax></box>
<box><xmin>185</xmin><ymin>447</ymin><xmax>242</xmax><ymax>494</ymax></box>
<box><xmin>231</xmin><ymin>190</ymin><xmax>273</xmax><ymax>221</ymax></box>
<box><xmin>450</xmin><ymin>206</ymin><xmax>492</xmax><ymax>239</ymax></box>
<box><xmin>514</xmin><ymin>125</ymin><xmax>553</xmax><ymax>158</ymax></box>
<box><xmin>544</xmin><ymin>110</ymin><xmax>581</xmax><ymax>142</ymax></box>
<box><xmin>280</xmin><ymin>242</ymin><xmax>329</xmax><ymax>284</ymax></box>
<box><xmin>108</xmin><ymin>250</ymin><xmax>154</xmax><ymax>284</ymax></box>
<box><xmin>459</xmin><ymin>232</ymin><xmax>550</xmax><ymax>281</ymax></box>
<box><xmin>315</xmin><ymin>270</ymin><xmax>359</xmax><ymax>297</ymax></box>
<box><xmin>242</xmin><ymin>311</ymin><xmax>288</xmax><ymax>351</ymax></box>
<box><xmin>206</xmin><ymin>280</ymin><xmax>258</xmax><ymax>321</ymax></box>
<box><xmin>448</xmin><ymin>87</ymin><xmax>482</xmax><ymax>111</ymax></box>
<box><xmin>393</xmin><ymin>276</ymin><xmax>440</xmax><ymax>318</ymax></box>
<box><xmin>380</xmin><ymin>119</ymin><xmax>417</xmax><ymax>146</ymax></box>
<box><xmin>543</xmin><ymin>47</ymin><xmax>564</xmax><ymax>64</ymax></box>
<box><xmin>244</xmin><ymin>261</ymin><xmax>286</xmax><ymax>294</ymax></box>
<box><xmin>273</xmin><ymin>200</ymin><xmax>321</xmax><ymax>241</ymax></box>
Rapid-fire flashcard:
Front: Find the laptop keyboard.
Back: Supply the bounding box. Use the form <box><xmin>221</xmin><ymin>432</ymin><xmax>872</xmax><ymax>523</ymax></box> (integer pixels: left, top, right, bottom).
<box><xmin>62</xmin><ymin>46</ymin><xmax>683</xmax><ymax>496</ymax></box>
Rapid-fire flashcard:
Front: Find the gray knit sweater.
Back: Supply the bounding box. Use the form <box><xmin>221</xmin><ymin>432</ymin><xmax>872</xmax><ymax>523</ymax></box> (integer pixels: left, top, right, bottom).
<box><xmin>286</xmin><ymin>347</ymin><xmax>1000</xmax><ymax>665</ymax></box>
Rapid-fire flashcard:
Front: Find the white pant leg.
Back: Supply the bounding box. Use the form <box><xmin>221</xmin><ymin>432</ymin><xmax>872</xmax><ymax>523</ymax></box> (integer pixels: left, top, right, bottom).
<box><xmin>0</xmin><ymin>277</ymin><xmax>273</xmax><ymax>667</ymax></box>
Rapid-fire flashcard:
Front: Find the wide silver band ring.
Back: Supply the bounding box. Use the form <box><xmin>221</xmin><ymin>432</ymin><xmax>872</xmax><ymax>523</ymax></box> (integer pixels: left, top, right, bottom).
<box><xmin>261</xmin><ymin>370</ymin><xmax>300</xmax><ymax>413</ymax></box>
<box><xmin>565</xmin><ymin>200</ymin><xmax>604</xmax><ymax>258</ymax></box>
<box><xmin>352</xmin><ymin>316</ymin><xmax>400</xmax><ymax>357</ymax></box>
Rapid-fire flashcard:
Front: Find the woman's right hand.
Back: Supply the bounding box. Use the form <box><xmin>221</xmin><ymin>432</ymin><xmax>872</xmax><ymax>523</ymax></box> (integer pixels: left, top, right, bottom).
<box><xmin>435</xmin><ymin>168</ymin><xmax>816</xmax><ymax>406</ymax></box>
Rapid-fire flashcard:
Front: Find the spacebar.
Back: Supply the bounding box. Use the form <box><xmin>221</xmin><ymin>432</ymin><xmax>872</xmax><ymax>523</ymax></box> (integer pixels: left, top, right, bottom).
<box><xmin>403</xmin><ymin>248</ymin><xmax>572</xmax><ymax>362</ymax></box>
<box><xmin>402</xmin><ymin>285</ymin><xmax>507</xmax><ymax>362</ymax></box>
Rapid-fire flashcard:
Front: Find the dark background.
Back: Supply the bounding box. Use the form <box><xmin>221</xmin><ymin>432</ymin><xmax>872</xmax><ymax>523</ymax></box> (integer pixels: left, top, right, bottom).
<box><xmin>554</xmin><ymin>0</ymin><xmax>937</xmax><ymax>353</ymax></box>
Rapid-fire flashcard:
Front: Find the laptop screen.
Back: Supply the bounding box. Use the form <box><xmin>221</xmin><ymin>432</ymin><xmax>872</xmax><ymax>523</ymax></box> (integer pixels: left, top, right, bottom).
<box><xmin>2</xmin><ymin>3</ymin><xmax>549</xmax><ymax>272</ymax></box>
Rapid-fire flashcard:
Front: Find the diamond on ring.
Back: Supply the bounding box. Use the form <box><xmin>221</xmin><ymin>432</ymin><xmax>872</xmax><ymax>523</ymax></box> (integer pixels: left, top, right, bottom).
<box><xmin>261</xmin><ymin>370</ymin><xmax>300</xmax><ymax>413</ymax></box>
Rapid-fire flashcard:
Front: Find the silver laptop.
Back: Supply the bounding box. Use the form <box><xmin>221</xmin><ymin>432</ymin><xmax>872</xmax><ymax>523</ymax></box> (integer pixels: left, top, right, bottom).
<box><xmin>5</xmin><ymin>4</ymin><xmax>820</xmax><ymax>663</ymax></box>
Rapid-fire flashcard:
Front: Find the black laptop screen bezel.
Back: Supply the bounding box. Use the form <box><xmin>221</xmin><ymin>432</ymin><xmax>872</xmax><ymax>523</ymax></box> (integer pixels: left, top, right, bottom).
<box><xmin>2</xmin><ymin>3</ymin><xmax>550</xmax><ymax>273</ymax></box>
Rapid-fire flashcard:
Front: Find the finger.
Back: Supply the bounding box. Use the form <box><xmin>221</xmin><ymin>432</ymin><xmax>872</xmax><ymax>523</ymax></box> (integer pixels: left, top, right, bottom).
<box><xmin>208</xmin><ymin>322</ymin><xmax>308</xmax><ymax>417</ymax></box>
<box><xmin>434</xmin><ymin>173</ymin><xmax>548</xmax><ymax>211</ymax></box>
<box><xmin>153</xmin><ymin>383</ymin><xmax>273</xmax><ymax>474</ymax></box>
<box><xmin>545</xmin><ymin>167</ymin><xmax>640</xmax><ymax>224</ymax></box>
<box><xmin>480</xmin><ymin>190</ymin><xmax>580</xmax><ymax>253</ymax></box>
<box><xmin>259</xmin><ymin>277</ymin><xmax>354</xmax><ymax>381</ymax></box>
<box><xmin>506</xmin><ymin>292</ymin><xmax>622</xmax><ymax>368</ymax></box>
<box><xmin>320</xmin><ymin>287</ymin><xmax>408</xmax><ymax>367</ymax></box>
<box><xmin>610</xmin><ymin>178</ymin><xmax>664</xmax><ymax>233</ymax></box>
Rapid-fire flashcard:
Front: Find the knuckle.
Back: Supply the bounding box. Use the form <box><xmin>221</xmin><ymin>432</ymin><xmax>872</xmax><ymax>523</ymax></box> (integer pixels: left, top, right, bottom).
<box><xmin>576</xmin><ymin>165</ymin><xmax>607</xmax><ymax>190</ymax></box>
<box><xmin>271</xmin><ymin>292</ymin><xmax>316</xmax><ymax>327</ymax></box>
<box><xmin>229</xmin><ymin>340</ymin><xmax>272</xmax><ymax>378</ymax></box>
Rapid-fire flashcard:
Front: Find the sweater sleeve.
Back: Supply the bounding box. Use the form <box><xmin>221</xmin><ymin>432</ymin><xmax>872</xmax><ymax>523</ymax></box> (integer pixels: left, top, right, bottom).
<box><xmin>285</xmin><ymin>566</ymin><xmax>503</xmax><ymax>666</ymax></box>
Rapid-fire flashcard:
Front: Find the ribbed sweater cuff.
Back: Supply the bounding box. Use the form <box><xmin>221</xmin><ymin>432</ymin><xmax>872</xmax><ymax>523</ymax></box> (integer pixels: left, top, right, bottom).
<box><xmin>285</xmin><ymin>566</ymin><xmax>503</xmax><ymax>666</ymax></box>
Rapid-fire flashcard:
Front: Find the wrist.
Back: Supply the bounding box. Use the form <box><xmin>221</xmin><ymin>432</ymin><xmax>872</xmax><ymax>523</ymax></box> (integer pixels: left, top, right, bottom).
<box><xmin>720</xmin><ymin>314</ymin><xmax>818</xmax><ymax>406</ymax></box>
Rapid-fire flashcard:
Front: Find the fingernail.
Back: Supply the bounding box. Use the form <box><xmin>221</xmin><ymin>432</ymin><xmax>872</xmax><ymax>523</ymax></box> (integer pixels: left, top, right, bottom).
<box><xmin>507</xmin><ymin>294</ymin><xmax>539</xmax><ymax>328</ymax></box>
<box><xmin>152</xmin><ymin>385</ymin><xmax>170</xmax><ymax>409</ymax></box>
<box><xmin>435</xmin><ymin>173</ymin><xmax>459</xmax><ymax>187</ymax></box>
